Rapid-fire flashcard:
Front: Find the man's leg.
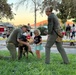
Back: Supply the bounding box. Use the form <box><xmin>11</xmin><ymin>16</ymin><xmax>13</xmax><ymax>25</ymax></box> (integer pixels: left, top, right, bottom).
<box><xmin>45</xmin><ymin>34</ymin><xmax>57</xmax><ymax>64</ymax></box>
<box><xmin>18</xmin><ymin>46</ymin><xmax>23</xmax><ymax>60</ymax></box>
<box><xmin>6</xmin><ymin>43</ymin><xmax>17</xmax><ymax>60</ymax></box>
<box><xmin>56</xmin><ymin>42</ymin><xmax>69</xmax><ymax>64</ymax></box>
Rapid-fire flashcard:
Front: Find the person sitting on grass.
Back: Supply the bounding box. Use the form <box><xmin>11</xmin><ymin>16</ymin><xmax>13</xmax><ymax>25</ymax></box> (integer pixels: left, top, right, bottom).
<box><xmin>34</xmin><ymin>29</ymin><xmax>43</xmax><ymax>59</ymax></box>
<box><xmin>70</xmin><ymin>35</ymin><xmax>75</xmax><ymax>46</ymax></box>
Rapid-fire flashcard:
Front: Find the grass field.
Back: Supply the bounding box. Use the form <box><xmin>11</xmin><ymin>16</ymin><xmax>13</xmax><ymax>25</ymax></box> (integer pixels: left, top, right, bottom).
<box><xmin>0</xmin><ymin>51</ymin><xmax>76</xmax><ymax>75</ymax></box>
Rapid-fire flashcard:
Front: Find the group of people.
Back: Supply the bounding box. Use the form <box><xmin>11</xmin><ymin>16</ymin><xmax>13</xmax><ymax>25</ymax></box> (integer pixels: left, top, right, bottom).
<box><xmin>65</xmin><ymin>24</ymin><xmax>76</xmax><ymax>46</ymax></box>
<box><xmin>66</xmin><ymin>24</ymin><xmax>76</xmax><ymax>39</ymax></box>
<box><xmin>0</xmin><ymin>25</ymin><xmax>43</xmax><ymax>60</ymax></box>
<box><xmin>0</xmin><ymin>6</ymin><xmax>70</xmax><ymax>64</ymax></box>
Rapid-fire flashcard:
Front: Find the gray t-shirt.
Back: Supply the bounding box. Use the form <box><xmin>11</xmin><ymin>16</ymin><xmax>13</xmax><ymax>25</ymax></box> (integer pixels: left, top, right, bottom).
<box><xmin>6</xmin><ymin>28</ymin><xmax>23</xmax><ymax>46</ymax></box>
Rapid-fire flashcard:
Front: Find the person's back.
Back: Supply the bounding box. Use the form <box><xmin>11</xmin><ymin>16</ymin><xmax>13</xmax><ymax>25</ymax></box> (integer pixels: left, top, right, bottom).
<box><xmin>48</xmin><ymin>13</ymin><xmax>61</xmax><ymax>35</ymax></box>
<box><xmin>51</xmin><ymin>13</ymin><xmax>60</xmax><ymax>30</ymax></box>
<box><xmin>6</xmin><ymin>28</ymin><xmax>22</xmax><ymax>46</ymax></box>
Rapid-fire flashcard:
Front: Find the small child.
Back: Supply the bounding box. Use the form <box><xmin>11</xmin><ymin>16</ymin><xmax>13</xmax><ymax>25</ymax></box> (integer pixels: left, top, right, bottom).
<box><xmin>34</xmin><ymin>29</ymin><xmax>43</xmax><ymax>59</ymax></box>
<box><xmin>70</xmin><ymin>35</ymin><xmax>75</xmax><ymax>46</ymax></box>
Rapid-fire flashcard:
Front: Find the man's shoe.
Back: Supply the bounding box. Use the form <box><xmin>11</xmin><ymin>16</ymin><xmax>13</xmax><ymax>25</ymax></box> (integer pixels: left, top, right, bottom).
<box><xmin>61</xmin><ymin>62</ymin><xmax>70</xmax><ymax>64</ymax></box>
<box><xmin>45</xmin><ymin>62</ymin><xmax>50</xmax><ymax>64</ymax></box>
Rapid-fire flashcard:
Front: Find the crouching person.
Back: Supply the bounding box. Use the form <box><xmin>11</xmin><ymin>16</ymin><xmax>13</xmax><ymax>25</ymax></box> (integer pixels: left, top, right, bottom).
<box><xmin>0</xmin><ymin>25</ymin><xmax>30</xmax><ymax>60</ymax></box>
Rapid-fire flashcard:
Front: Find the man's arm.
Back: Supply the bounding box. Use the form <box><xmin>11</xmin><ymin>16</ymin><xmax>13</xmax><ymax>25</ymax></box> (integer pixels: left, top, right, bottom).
<box><xmin>17</xmin><ymin>39</ymin><xmax>29</xmax><ymax>46</ymax></box>
<box><xmin>17</xmin><ymin>30</ymin><xmax>29</xmax><ymax>46</ymax></box>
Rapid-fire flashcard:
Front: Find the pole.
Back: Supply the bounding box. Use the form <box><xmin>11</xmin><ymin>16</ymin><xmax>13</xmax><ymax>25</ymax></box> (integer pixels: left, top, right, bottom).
<box><xmin>34</xmin><ymin>0</ymin><xmax>36</xmax><ymax>28</ymax></box>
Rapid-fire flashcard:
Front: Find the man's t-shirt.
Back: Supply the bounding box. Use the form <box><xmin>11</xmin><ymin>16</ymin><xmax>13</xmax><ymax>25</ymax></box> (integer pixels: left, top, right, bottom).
<box><xmin>6</xmin><ymin>28</ymin><xmax>23</xmax><ymax>46</ymax></box>
<box><xmin>34</xmin><ymin>35</ymin><xmax>42</xmax><ymax>44</ymax></box>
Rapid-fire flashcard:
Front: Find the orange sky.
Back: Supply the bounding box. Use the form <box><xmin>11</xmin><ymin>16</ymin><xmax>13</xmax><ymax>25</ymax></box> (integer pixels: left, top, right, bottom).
<box><xmin>2</xmin><ymin>0</ymin><xmax>47</xmax><ymax>26</ymax></box>
<box><xmin>3</xmin><ymin>10</ymin><xmax>47</xmax><ymax>26</ymax></box>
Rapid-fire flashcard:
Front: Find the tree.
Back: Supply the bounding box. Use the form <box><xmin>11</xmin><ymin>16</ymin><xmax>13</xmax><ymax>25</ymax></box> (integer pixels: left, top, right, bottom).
<box><xmin>41</xmin><ymin>0</ymin><xmax>61</xmax><ymax>13</ymax></box>
<box><xmin>17</xmin><ymin>0</ymin><xmax>42</xmax><ymax>28</ymax></box>
<box><xmin>73</xmin><ymin>18</ymin><xmax>76</xmax><ymax>23</ymax></box>
<box><xmin>17</xmin><ymin>0</ymin><xmax>76</xmax><ymax>25</ymax></box>
<box><xmin>57</xmin><ymin>0</ymin><xmax>70</xmax><ymax>23</ymax></box>
<box><xmin>0</xmin><ymin>0</ymin><xmax>14</xmax><ymax>20</ymax></box>
<box><xmin>42</xmin><ymin>0</ymin><xmax>76</xmax><ymax>24</ymax></box>
<box><xmin>57</xmin><ymin>0</ymin><xmax>76</xmax><ymax>23</ymax></box>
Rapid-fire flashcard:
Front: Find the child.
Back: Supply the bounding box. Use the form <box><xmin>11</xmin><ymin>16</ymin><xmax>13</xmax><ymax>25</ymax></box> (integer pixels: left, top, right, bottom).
<box><xmin>70</xmin><ymin>35</ymin><xmax>75</xmax><ymax>46</ymax></box>
<box><xmin>34</xmin><ymin>29</ymin><xmax>43</xmax><ymax>59</ymax></box>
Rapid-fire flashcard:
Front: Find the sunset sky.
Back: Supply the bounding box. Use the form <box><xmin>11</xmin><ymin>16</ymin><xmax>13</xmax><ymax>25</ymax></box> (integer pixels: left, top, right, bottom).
<box><xmin>3</xmin><ymin>0</ymin><xmax>47</xmax><ymax>26</ymax></box>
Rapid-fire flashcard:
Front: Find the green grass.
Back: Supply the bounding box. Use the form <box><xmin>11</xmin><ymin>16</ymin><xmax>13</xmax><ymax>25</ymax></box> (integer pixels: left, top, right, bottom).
<box><xmin>0</xmin><ymin>51</ymin><xmax>76</xmax><ymax>75</ymax></box>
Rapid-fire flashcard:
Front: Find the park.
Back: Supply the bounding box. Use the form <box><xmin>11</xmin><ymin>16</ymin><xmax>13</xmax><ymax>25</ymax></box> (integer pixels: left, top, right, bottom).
<box><xmin>0</xmin><ymin>0</ymin><xmax>76</xmax><ymax>75</ymax></box>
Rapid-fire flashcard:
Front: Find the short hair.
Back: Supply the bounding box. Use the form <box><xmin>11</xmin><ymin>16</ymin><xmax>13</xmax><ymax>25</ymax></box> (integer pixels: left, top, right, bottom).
<box><xmin>22</xmin><ymin>25</ymin><xmax>28</xmax><ymax>28</ymax></box>
<box><xmin>22</xmin><ymin>25</ymin><xmax>28</xmax><ymax>30</ymax></box>
<box><xmin>46</xmin><ymin>6</ymin><xmax>53</xmax><ymax>12</ymax></box>
<box><xmin>34</xmin><ymin>29</ymin><xmax>41</xmax><ymax>35</ymax></box>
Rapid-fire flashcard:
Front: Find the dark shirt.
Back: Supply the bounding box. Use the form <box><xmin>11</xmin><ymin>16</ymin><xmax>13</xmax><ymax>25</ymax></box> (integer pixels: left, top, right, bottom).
<box><xmin>34</xmin><ymin>35</ymin><xmax>42</xmax><ymax>44</ymax></box>
<box><xmin>48</xmin><ymin>13</ymin><xmax>60</xmax><ymax>34</ymax></box>
<box><xmin>66</xmin><ymin>26</ymin><xmax>71</xmax><ymax>31</ymax></box>
<box><xmin>19</xmin><ymin>35</ymin><xmax>27</xmax><ymax>42</ymax></box>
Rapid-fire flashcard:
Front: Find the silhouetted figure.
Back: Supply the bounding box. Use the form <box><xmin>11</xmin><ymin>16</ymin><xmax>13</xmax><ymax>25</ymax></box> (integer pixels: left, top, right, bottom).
<box><xmin>66</xmin><ymin>24</ymin><xmax>71</xmax><ymax>38</ymax></box>
<box><xmin>71</xmin><ymin>24</ymin><xmax>75</xmax><ymax>38</ymax></box>
<box><xmin>70</xmin><ymin>35</ymin><xmax>75</xmax><ymax>46</ymax></box>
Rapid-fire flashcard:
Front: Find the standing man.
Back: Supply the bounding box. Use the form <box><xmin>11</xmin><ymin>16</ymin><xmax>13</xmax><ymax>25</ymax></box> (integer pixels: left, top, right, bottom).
<box><xmin>45</xmin><ymin>7</ymin><xmax>69</xmax><ymax>64</ymax></box>
<box><xmin>0</xmin><ymin>25</ymin><xmax>31</xmax><ymax>60</ymax></box>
